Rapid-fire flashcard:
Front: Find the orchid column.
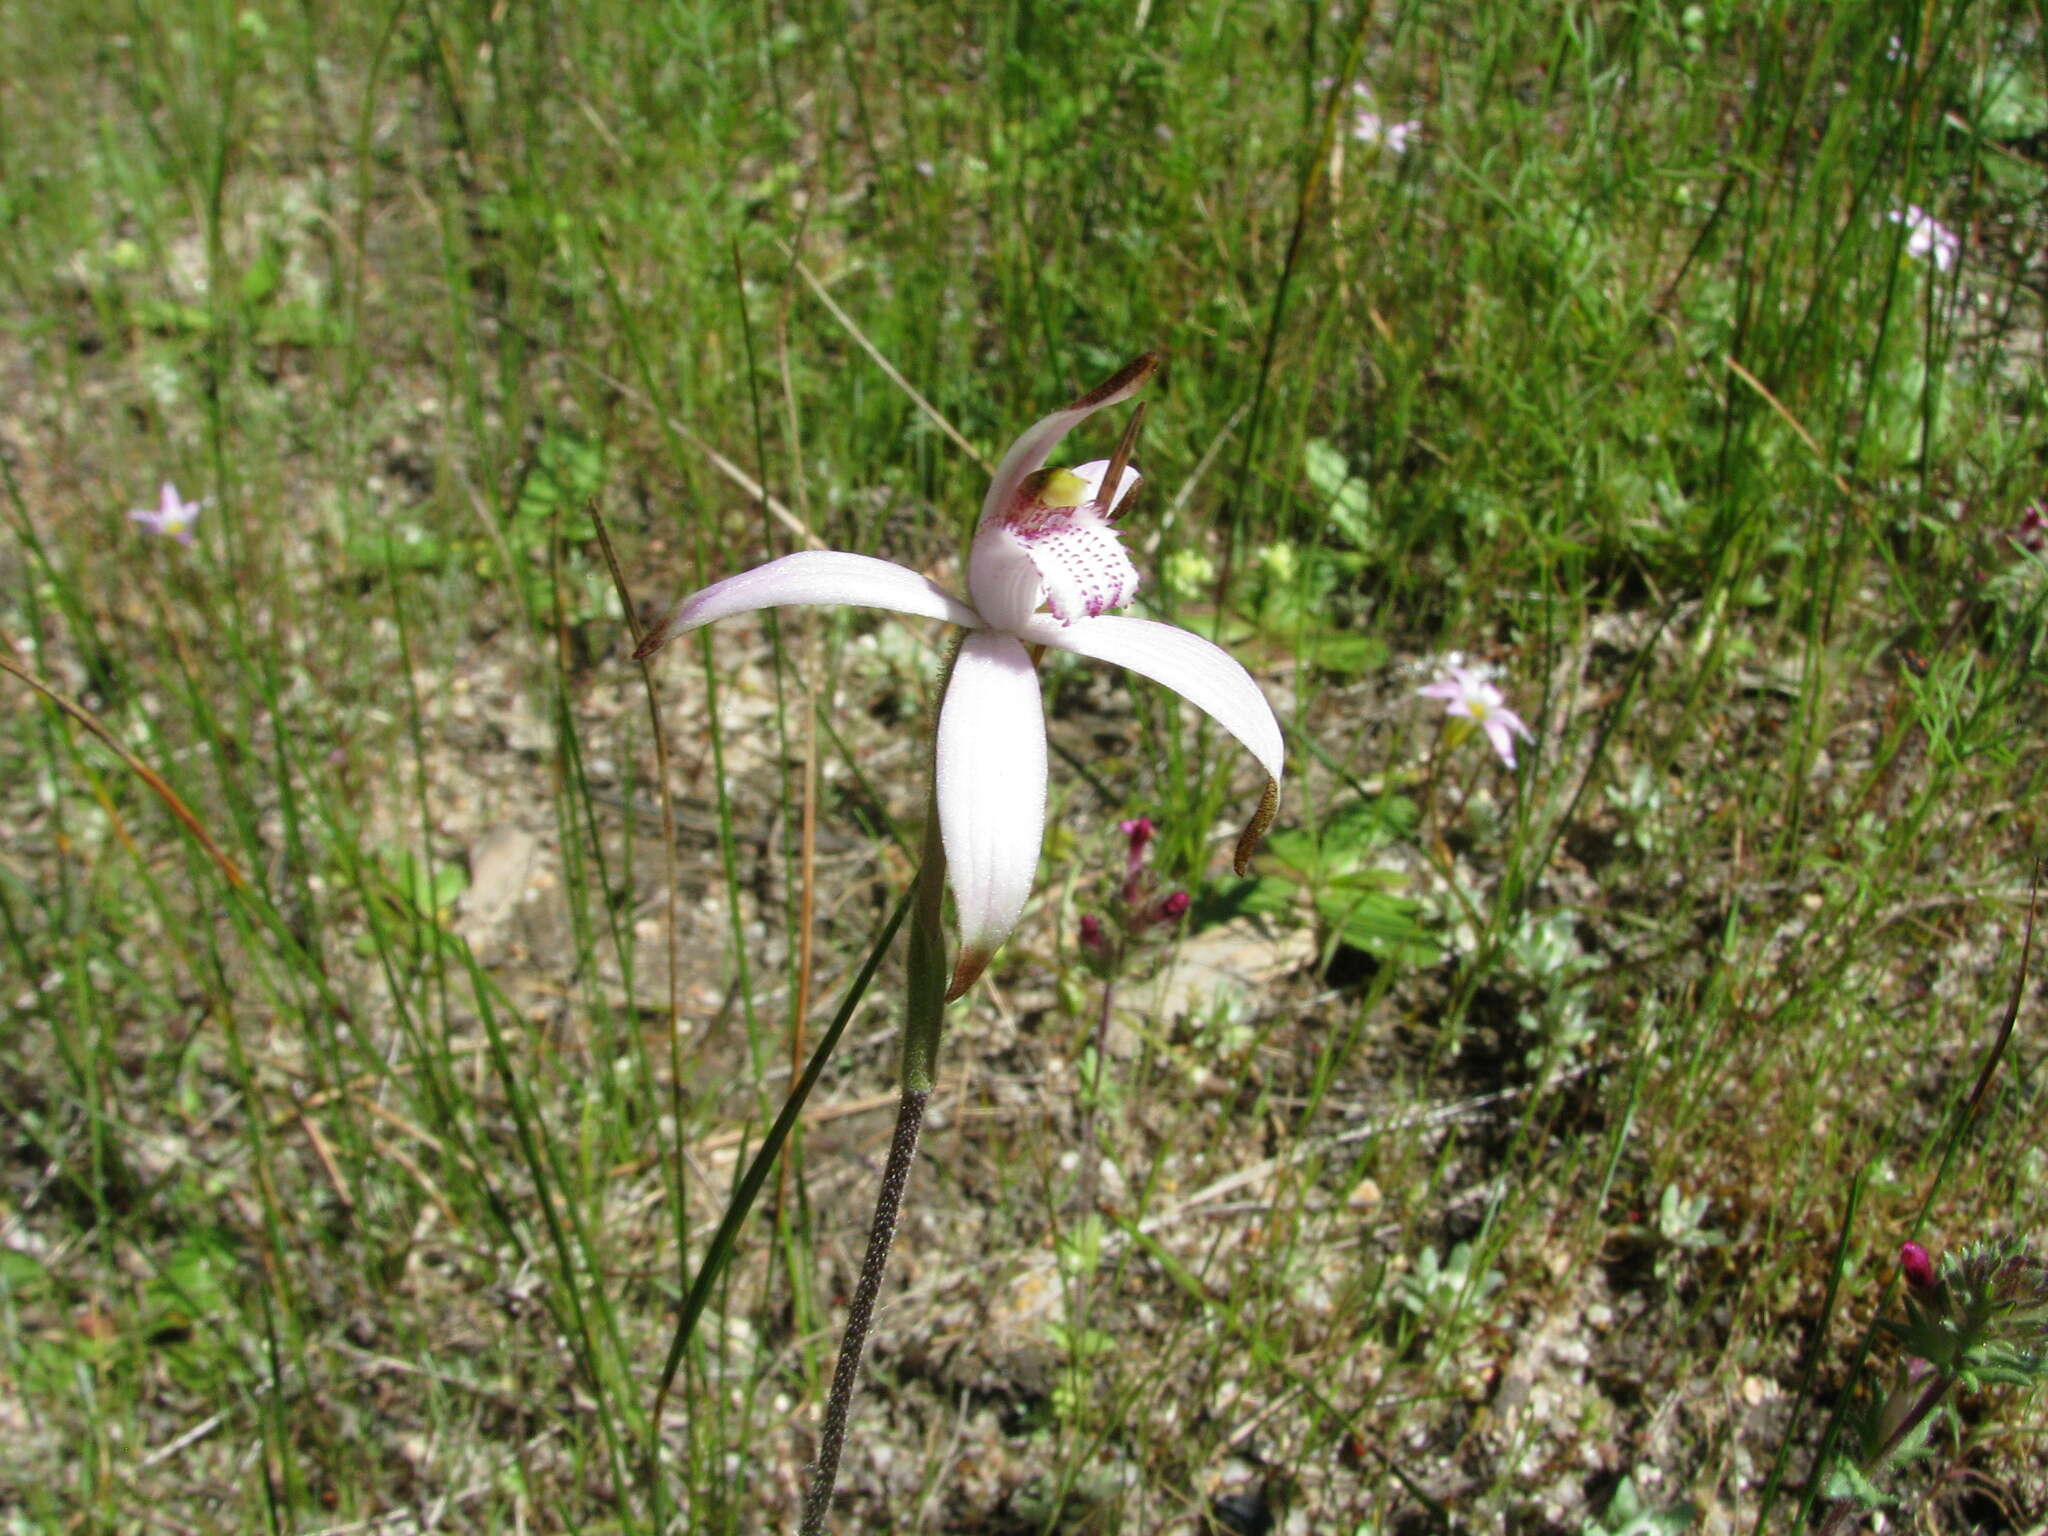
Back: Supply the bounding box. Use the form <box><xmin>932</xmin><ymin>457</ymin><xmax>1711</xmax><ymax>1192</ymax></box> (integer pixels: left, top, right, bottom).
<box><xmin>636</xmin><ymin>354</ymin><xmax>1284</xmax><ymax>1527</ymax></box>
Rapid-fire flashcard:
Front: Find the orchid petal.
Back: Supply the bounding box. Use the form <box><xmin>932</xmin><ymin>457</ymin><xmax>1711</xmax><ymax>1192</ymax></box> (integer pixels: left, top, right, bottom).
<box><xmin>1028</xmin><ymin>512</ymin><xmax>1140</xmax><ymax>625</ymax></box>
<box><xmin>965</xmin><ymin>517</ymin><xmax>1048</xmax><ymax>634</ymax></box>
<box><xmin>978</xmin><ymin>355</ymin><xmax>1159</xmax><ymax>530</ymax></box>
<box><xmin>636</xmin><ymin>550</ymin><xmax>979</xmax><ymax>659</ymax></box>
<box><xmin>1069</xmin><ymin>459</ymin><xmax>1141</xmax><ymax>518</ymax></box>
<box><xmin>969</xmin><ymin>461</ymin><xmax>1146</xmax><ymax>629</ymax></box>
<box><xmin>936</xmin><ymin>630</ymin><xmax>1048</xmax><ymax>998</ymax></box>
<box><xmin>1024</xmin><ymin>614</ymin><xmax>1284</xmax><ymax>787</ymax></box>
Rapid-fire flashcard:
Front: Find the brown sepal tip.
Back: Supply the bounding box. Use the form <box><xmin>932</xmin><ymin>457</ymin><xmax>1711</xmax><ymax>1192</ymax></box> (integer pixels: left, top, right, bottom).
<box><xmin>1232</xmin><ymin>779</ymin><xmax>1280</xmax><ymax>877</ymax></box>
<box><xmin>945</xmin><ymin>948</ymin><xmax>992</xmax><ymax>1002</ymax></box>
<box><xmin>631</xmin><ymin>621</ymin><xmax>673</xmax><ymax>663</ymax></box>
<box><xmin>1066</xmin><ymin>352</ymin><xmax>1162</xmax><ymax>415</ymax></box>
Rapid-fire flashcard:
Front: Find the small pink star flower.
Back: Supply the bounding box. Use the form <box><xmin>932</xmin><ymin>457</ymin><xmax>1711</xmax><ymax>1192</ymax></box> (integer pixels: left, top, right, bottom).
<box><xmin>1418</xmin><ymin>666</ymin><xmax>1534</xmax><ymax>769</ymax></box>
<box><xmin>1352</xmin><ymin>109</ymin><xmax>1420</xmax><ymax>154</ymax></box>
<box><xmin>1887</xmin><ymin>205</ymin><xmax>1960</xmax><ymax>272</ymax></box>
<box><xmin>129</xmin><ymin>482</ymin><xmax>204</xmax><ymax>544</ymax></box>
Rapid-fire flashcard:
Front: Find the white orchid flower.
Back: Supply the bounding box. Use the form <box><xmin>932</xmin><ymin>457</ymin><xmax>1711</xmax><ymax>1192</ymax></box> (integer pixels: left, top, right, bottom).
<box><xmin>637</xmin><ymin>355</ymin><xmax>1284</xmax><ymax>998</ymax></box>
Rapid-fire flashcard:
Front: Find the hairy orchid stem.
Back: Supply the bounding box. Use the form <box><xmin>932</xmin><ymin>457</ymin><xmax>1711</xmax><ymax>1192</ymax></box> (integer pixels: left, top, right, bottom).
<box><xmin>801</xmin><ymin>783</ymin><xmax>952</xmax><ymax>1531</ymax></box>
<box><xmin>799</xmin><ymin>1085</ymin><xmax>931</xmax><ymax>1535</ymax></box>
<box><xmin>908</xmin><ymin>635</ymin><xmax>962</xmax><ymax>1046</ymax></box>
<box><xmin>902</xmin><ymin>812</ymin><xmax>952</xmax><ymax>1092</ymax></box>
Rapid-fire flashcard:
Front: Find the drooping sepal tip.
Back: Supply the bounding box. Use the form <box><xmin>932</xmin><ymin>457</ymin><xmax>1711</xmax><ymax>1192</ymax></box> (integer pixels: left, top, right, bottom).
<box><xmin>1072</xmin><ymin>352</ymin><xmax>1161</xmax><ymax>414</ymax></box>
<box><xmin>1233</xmin><ymin>778</ymin><xmax>1280</xmax><ymax>877</ymax></box>
<box><xmin>631</xmin><ymin>616</ymin><xmax>675</xmax><ymax>662</ymax></box>
<box><xmin>944</xmin><ymin>946</ymin><xmax>992</xmax><ymax>1002</ymax></box>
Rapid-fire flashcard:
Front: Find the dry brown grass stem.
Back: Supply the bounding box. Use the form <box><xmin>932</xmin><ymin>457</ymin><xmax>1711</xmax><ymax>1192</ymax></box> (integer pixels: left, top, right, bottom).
<box><xmin>1722</xmin><ymin>352</ymin><xmax>1859</xmax><ymax>501</ymax></box>
<box><xmin>0</xmin><ymin>632</ymin><xmax>250</xmax><ymax>892</ymax></box>
<box><xmin>788</xmin><ymin>253</ymin><xmax>990</xmax><ymax>471</ymax></box>
<box><xmin>586</xmin><ymin>498</ymin><xmax>689</xmax><ymax>1323</ymax></box>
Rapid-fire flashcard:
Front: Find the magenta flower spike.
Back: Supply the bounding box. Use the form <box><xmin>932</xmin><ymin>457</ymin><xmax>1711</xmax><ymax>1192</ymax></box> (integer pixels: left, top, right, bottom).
<box><xmin>1078</xmin><ymin>913</ymin><xmax>1114</xmax><ymax>964</ymax></box>
<box><xmin>1418</xmin><ymin>665</ymin><xmax>1534</xmax><ymax>769</ymax></box>
<box><xmin>1119</xmin><ymin>816</ymin><xmax>1156</xmax><ymax>868</ymax></box>
<box><xmin>1118</xmin><ymin>816</ymin><xmax>1156</xmax><ymax>902</ymax></box>
<box><xmin>637</xmin><ymin>355</ymin><xmax>1285</xmax><ymax>999</ymax></box>
<box><xmin>128</xmin><ymin>481</ymin><xmax>204</xmax><ymax>544</ymax></box>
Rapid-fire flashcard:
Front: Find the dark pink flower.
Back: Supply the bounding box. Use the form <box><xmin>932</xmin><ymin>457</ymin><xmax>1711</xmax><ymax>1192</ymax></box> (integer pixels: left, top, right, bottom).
<box><xmin>1121</xmin><ymin>816</ymin><xmax>1156</xmax><ymax>865</ymax></box>
<box><xmin>1900</xmin><ymin>1241</ymin><xmax>1936</xmax><ymax>1291</ymax></box>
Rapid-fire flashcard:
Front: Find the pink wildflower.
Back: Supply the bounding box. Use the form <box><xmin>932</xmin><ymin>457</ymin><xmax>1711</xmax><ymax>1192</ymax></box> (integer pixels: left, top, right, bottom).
<box><xmin>1888</xmin><ymin>205</ymin><xmax>1960</xmax><ymax>272</ymax></box>
<box><xmin>1418</xmin><ymin>666</ymin><xmax>1535</xmax><ymax>769</ymax></box>
<box><xmin>1352</xmin><ymin>110</ymin><xmax>1420</xmax><ymax>154</ymax></box>
<box><xmin>1900</xmin><ymin>1241</ymin><xmax>1936</xmax><ymax>1292</ymax></box>
<box><xmin>129</xmin><ymin>482</ymin><xmax>204</xmax><ymax>544</ymax></box>
<box><xmin>1078</xmin><ymin>913</ymin><xmax>1115</xmax><ymax>963</ymax></box>
<box><xmin>1119</xmin><ymin>816</ymin><xmax>1156</xmax><ymax>871</ymax></box>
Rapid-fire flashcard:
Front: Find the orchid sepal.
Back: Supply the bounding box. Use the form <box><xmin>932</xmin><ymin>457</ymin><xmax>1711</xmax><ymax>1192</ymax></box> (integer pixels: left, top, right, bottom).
<box><xmin>977</xmin><ymin>353</ymin><xmax>1160</xmax><ymax>530</ymax></box>
<box><xmin>1234</xmin><ymin>778</ymin><xmax>1280</xmax><ymax>876</ymax></box>
<box><xmin>934</xmin><ymin>630</ymin><xmax>1048</xmax><ymax>1000</ymax></box>
<box><xmin>1021</xmin><ymin>613</ymin><xmax>1285</xmax><ymax>783</ymax></box>
<box><xmin>635</xmin><ymin>550</ymin><xmax>981</xmax><ymax>660</ymax></box>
